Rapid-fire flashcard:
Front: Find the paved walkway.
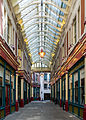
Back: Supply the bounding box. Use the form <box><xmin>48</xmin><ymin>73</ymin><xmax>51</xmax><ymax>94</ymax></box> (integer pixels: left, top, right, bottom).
<box><xmin>5</xmin><ymin>101</ymin><xmax>79</xmax><ymax>120</ymax></box>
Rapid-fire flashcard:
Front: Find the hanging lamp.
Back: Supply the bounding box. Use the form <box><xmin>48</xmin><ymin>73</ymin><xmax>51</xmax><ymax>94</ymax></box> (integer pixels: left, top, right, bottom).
<box><xmin>39</xmin><ymin>48</ymin><xmax>45</xmax><ymax>58</ymax></box>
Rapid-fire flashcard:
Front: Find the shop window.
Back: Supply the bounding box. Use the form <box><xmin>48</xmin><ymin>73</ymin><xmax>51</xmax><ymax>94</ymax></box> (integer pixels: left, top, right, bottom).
<box><xmin>74</xmin><ymin>72</ymin><xmax>78</xmax><ymax>104</ymax></box>
<box><xmin>44</xmin><ymin>73</ymin><xmax>47</xmax><ymax>81</ymax></box>
<box><xmin>0</xmin><ymin>87</ymin><xmax>3</xmax><ymax>106</ymax></box>
<box><xmin>6</xmin><ymin>70</ymin><xmax>10</xmax><ymax>84</ymax></box>
<box><xmin>80</xmin><ymin>68</ymin><xmax>85</xmax><ymax>105</ymax></box>
<box><xmin>0</xmin><ymin>0</ymin><xmax>3</xmax><ymax>35</ymax></box>
<box><xmin>62</xmin><ymin>79</ymin><xmax>65</xmax><ymax>101</ymax></box>
<box><xmin>4</xmin><ymin>8</ymin><xmax>6</xmax><ymax>39</ymax></box>
<box><xmin>49</xmin><ymin>74</ymin><xmax>51</xmax><ymax>82</ymax></box>
<box><xmin>36</xmin><ymin>74</ymin><xmax>38</xmax><ymax>82</ymax></box>
<box><xmin>36</xmin><ymin>88</ymin><xmax>40</xmax><ymax>98</ymax></box>
<box><xmin>0</xmin><ymin>66</ymin><xmax>4</xmax><ymax>86</ymax></box>
<box><xmin>13</xmin><ymin>29</ymin><xmax>15</xmax><ymax>46</ymax></box>
<box><xmin>78</xmin><ymin>7</ymin><xmax>80</xmax><ymax>39</ymax></box>
<box><xmin>11</xmin><ymin>74</ymin><xmax>14</xmax><ymax>104</ymax></box>
<box><xmin>33</xmin><ymin>87</ymin><xmax>36</xmax><ymax>98</ymax></box>
<box><xmin>73</xmin><ymin>17</ymin><xmax>76</xmax><ymax>44</ymax></box>
<box><xmin>49</xmin><ymin>84</ymin><xmax>51</xmax><ymax>89</ymax></box>
<box><xmin>44</xmin><ymin>84</ymin><xmax>47</xmax><ymax>89</ymax></box>
<box><xmin>0</xmin><ymin>65</ymin><xmax>4</xmax><ymax>107</ymax></box>
<box><xmin>69</xmin><ymin>75</ymin><xmax>72</xmax><ymax>102</ymax></box>
<box><xmin>11</xmin><ymin>88</ymin><xmax>14</xmax><ymax>104</ymax></box>
<box><xmin>7</xmin><ymin>17</ymin><xmax>12</xmax><ymax>44</ymax></box>
<box><xmin>68</xmin><ymin>28</ymin><xmax>71</xmax><ymax>49</ymax></box>
<box><xmin>56</xmin><ymin>82</ymin><xmax>58</xmax><ymax>98</ymax></box>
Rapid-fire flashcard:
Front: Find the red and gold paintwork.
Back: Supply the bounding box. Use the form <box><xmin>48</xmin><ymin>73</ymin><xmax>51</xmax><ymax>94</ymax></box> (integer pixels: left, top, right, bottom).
<box><xmin>0</xmin><ymin>36</ymin><xmax>19</xmax><ymax>70</ymax></box>
<box><xmin>51</xmin><ymin>33</ymin><xmax>86</xmax><ymax>85</ymax></box>
<box><xmin>16</xmin><ymin>70</ymin><xmax>31</xmax><ymax>83</ymax></box>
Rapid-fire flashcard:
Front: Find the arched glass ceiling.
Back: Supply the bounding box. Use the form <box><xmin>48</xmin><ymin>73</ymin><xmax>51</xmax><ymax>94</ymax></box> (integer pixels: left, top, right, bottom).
<box><xmin>11</xmin><ymin>0</ymin><xmax>71</xmax><ymax>68</ymax></box>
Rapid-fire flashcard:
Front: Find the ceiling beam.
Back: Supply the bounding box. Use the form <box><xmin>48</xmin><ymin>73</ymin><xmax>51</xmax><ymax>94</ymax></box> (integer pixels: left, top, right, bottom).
<box><xmin>61</xmin><ymin>0</ymin><xmax>71</xmax><ymax>6</ymax></box>
<box><xmin>17</xmin><ymin>6</ymin><xmax>38</xmax><ymax>21</ymax></box>
<box><xmin>33</xmin><ymin>58</ymin><xmax>50</xmax><ymax>64</ymax></box>
<box><xmin>32</xmin><ymin>53</ymin><xmax>51</xmax><ymax>60</ymax></box>
<box><xmin>12</xmin><ymin>0</ymin><xmax>24</xmax><ymax>7</ymax></box>
<box><xmin>24</xmin><ymin>30</ymin><xmax>61</xmax><ymax>39</ymax></box>
<box><xmin>20</xmin><ymin>15</ymin><xmax>65</xmax><ymax>27</ymax></box>
<box><xmin>30</xmin><ymin>45</ymin><xmax>53</xmax><ymax>53</ymax></box>
<box><xmin>14</xmin><ymin>0</ymin><xmax>68</xmax><ymax>15</ymax></box>
<box><xmin>26</xmin><ymin>34</ymin><xmax>59</xmax><ymax>44</ymax></box>
<box><xmin>27</xmin><ymin>37</ymin><xmax>56</xmax><ymax>47</ymax></box>
<box><xmin>47</xmin><ymin>25</ymin><xmax>60</xmax><ymax>35</ymax></box>
<box><xmin>31</xmin><ymin>67</ymin><xmax>51</xmax><ymax>72</ymax></box>
<box><xmin>30</xmin><ymin>48</ymin><xmax>51</xmax><ymax>55</ymax></box>
<box><xmin>26</xmin><ymin>33</ymin><xmax>60</xmax><ymax>41</ymax></box>
<box><xmin>28</xmin><ymin>40</ymin><xmax>56</xmax><ymax>49</ymax></box>
<box><xmin>14</xmin><ymin>1</ymin><xmax>40</xmax><ymax>15</ymax></box>
<box><xmin>44</xmin><ymin>0</ymin><xmax>68</xmax><ymax>14</ymax></box>
<box><xmin>29</xmin><ymin>42</ymin><xmax>55</xmax><ymax>51</ymax></box>
<box><xmin>22</xmin><ymin>21</ymin><xmax>62</xmax><ymax>32</ymax></box>
<box><xmin>45</xmin><ymin>5</ymin><xmax>66</xmax><ymax>21</ymax></box>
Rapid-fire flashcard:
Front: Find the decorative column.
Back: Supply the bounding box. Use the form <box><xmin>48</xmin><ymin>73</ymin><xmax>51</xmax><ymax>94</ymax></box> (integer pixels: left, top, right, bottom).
<box><xmin>27</xmin><ymin>83</ymin><xmax>29</xmax><ymax>104</ymax></box>
<box><xmin>60</xmin><ymin>77</ymin><xmax>62</xmax><ymax>107</ymax></box>
<box><xmin>16</xmin><ymin>74</ymin><xmax>19</xmax><ymax>111</ymax></box>
<box><xmin>83</xmin><ymin>49</ymin><xmax>86</xmax><ymax>120</ymax></box>
<box><xmin>20</xmin><ymin>78</ymin><xmax>24</xmax><ymax>107</ymax></box>
<box><xmin>65</xmin><ymin>71</ymin><xmax>68</xmax><ymax>112</ymax></box>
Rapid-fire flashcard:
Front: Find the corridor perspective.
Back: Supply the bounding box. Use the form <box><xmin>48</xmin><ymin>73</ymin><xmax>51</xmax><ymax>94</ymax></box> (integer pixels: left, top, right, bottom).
<box><xmin>4</xmin><ymin>101</ymin><xmax>79</xmax><ymax>120</ymax></box>
<box><xmin>0</xmin><ymin>0</ymin><xmax>86</xmax><ymax>119</ymax></box>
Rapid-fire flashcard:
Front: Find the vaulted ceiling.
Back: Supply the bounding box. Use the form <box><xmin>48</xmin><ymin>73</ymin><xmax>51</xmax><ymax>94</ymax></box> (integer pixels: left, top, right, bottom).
<box><xmin>11</xmin><ymin>0</ymin><xmax>71</xmax><ymax>68</ymax></box>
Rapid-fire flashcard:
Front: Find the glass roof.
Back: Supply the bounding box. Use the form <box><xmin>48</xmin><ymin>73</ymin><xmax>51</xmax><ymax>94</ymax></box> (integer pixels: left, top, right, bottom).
<box><xmin>11</xmin><ymin>0</ymin><xmax>71</xmax><ymax>68</ymax></box>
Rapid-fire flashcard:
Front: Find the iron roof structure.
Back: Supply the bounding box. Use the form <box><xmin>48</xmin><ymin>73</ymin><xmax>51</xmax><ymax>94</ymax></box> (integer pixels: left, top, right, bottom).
<box><xmin>11</xmin><ymin>0</ymin><xmax>71</xmax><ymax>69</ymax></box>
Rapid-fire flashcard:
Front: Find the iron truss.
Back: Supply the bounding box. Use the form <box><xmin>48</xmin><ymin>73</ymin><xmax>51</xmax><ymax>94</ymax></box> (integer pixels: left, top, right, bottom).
<box><xmin>11</xmin><ymin>0</ymin><xmax>71</xmax><ymax>68</ymax></box>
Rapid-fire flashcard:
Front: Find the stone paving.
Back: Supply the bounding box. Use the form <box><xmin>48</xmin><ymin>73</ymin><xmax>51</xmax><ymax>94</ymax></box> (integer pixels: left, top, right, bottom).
<box><xmin>5</xmin><ymin>101</ymin><xmax>79</xmax><ymax>120</ymax></box>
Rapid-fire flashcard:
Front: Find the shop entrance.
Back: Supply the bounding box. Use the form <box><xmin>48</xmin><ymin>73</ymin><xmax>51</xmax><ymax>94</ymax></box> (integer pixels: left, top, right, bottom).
<box><xmin>44</xmin><ymin>93</ymin><xmax>50</xmax><ymax>100</ymax></box>
<box><xmin>5</xmin><ymin>85</ymin><xmax>10</xmax><ymax>116</ymax></box>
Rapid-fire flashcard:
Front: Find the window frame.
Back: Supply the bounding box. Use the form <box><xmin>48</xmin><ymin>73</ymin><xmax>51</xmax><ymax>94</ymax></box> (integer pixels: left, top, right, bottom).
<box><xmin>0</xmin><ymin>64</ymin><xmax>4</xmax><ymax>108</ymax></box>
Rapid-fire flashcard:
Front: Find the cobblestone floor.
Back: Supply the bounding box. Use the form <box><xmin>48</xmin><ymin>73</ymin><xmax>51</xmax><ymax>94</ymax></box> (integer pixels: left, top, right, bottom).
<box><xmin>5</xmin><ymin>101</ymin><xmax>79</xmax><ymax>120</ymax></box>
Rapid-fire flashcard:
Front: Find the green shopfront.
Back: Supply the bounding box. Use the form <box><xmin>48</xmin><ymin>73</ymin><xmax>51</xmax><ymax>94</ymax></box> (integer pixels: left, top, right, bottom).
<box><xmin>68</xmin><ymin>58</ymin><xmax>84</xmax><ymax>118</ymax></box>
<box><xmin>33</xmin><ymin>87</ymin><xmax>40</xmax><ymax>100</ymax></box>
<box><xmin>0</xmin><ymin>58</ymin><xmax>16</xmax><ymax>119</ymax></box>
